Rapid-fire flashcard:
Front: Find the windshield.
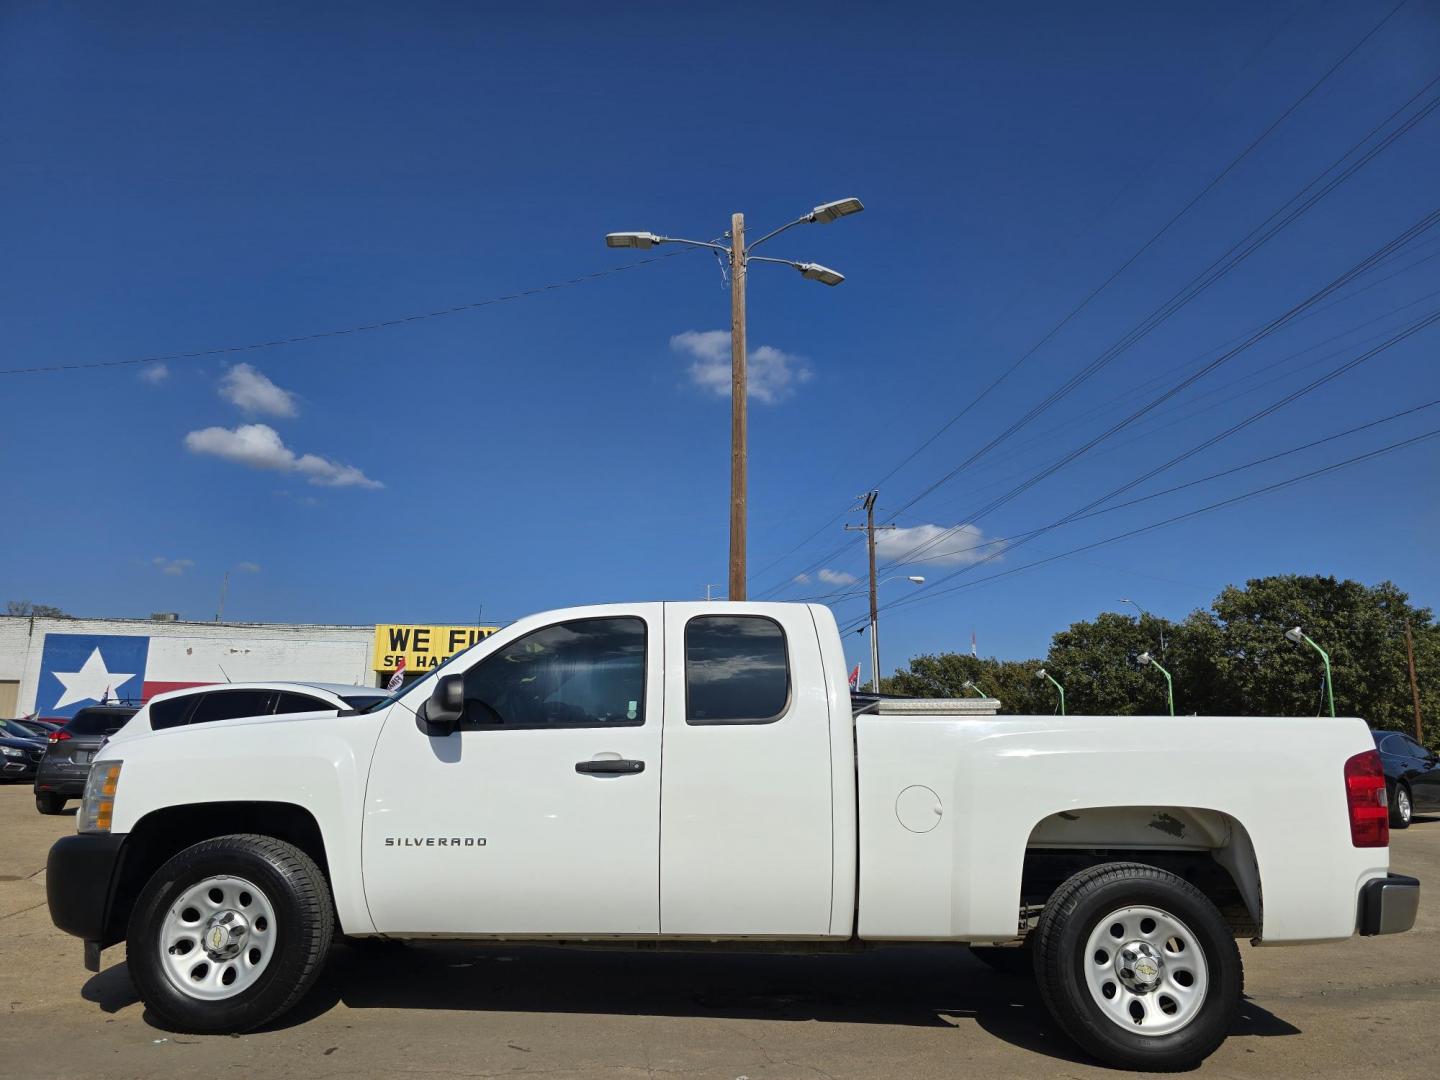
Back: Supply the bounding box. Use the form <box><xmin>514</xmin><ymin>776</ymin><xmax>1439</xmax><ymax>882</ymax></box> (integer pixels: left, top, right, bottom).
<box><xmin>2</xmin><ymin>719</ymin><xmax>43</xmax><ymax>739</ymax></box>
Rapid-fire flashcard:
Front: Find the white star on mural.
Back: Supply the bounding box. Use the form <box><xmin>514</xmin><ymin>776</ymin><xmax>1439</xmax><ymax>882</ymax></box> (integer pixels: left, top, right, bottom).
<box><xmin>51</xmin><ymin>648</ymin><xmax>137</xmax><ymax>710</ymax></box>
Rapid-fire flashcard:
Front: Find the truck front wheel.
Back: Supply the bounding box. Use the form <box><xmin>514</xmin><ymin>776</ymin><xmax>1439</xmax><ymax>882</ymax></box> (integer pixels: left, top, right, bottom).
<box><xmin>1032</xmin><ymin>862</ymin><xmax>1242</xmax><ymax>1072</ymax></box>
<box><xmin>126</xmin><ymin>833</ymin><xmax>334</xmax><ymax>1033</ymax></box>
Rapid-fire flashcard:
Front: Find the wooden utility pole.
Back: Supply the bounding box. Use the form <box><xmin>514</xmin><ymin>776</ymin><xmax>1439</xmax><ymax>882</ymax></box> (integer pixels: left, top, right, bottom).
<box><xmin>729</xmin><ymin>212</ymin><xmax>748</xmax><ymax>601</ymax></box>
<box><xmin>846</xmin><ymin>491</ymin><xmax>895</xmax><ymax>692</ymax></box>
<box><xmin>1405</xmin><ymin>619</ymin><xmax>1423</xmax><ymax>742</ymax></box>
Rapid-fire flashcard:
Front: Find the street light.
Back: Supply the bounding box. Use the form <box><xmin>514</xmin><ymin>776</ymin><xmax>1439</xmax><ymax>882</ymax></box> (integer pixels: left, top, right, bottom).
<box><xmin>1137</xmin><ymin>651</ymin><xmax>1175</xmax><ymax>717</ymax></box>
<box><xmin>1121</xmin><ymin>597</ymin><xmax>1166</xmax><ymax>652</ymax></box>
<box><xmin>961</xmin><ymin>678</ymin><xmax>994</xmax><ymax>699</ymax></box>
<box><xmin>1036</xmin><ymin>668</ymin><xmax>1066</xmax><ymax>716</ymax></box>
<box><xmin>1285</xmin><ymin>626</ymin><xmax>1335</xmax><ymax>717</ymax></box>
<box><xmin>857</xmin><ymin>573</ymin><xmax>925</xmax><ymax>692</ymax></box>
<box><xmin>605</xmin><ymin>197</ymin><xmax>864</xmax><ymax>601</ymax></box>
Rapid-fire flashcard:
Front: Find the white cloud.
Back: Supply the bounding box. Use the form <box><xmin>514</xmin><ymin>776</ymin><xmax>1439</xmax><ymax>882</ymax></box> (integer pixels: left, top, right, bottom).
<box><xmin>818</xmin><ymin>568</ymin><xmax>858</xmax><ymax>585</ymax></box>
<box><xmin>876</xmin><ymin>523</ymin><xmax>1004</xmax><ymax>566</ymax></box>
<box><xmin>153</xmin><ymin>556</ymin><xmax>194</xmax><ymax>577</ymax></box>
<box><xmin>793</xmin><ymin>572</ymin><xmax>811</xmax><ymax>585</ymax></box>
<box><xmin>670</xmin><ymin>330</ymin><xmax>813</xmax><ymax>404</ymax></box>
<box><xmin>184</xmin><ymin>423</ymin><xmax>383</xmax><ymax>489</ymax></box>
<box><xmin>219</xmin><ymin>363</ymin><xmax>298</xmax><ymax>418</ymax></box>
<box><xmin>138</xmin><ymin>363</ymin><xmax>169</xmax><ymax>384</ymax></box>
<box><xmin>236</xmin><ymin>561</ymin><xmax>261</xmax><ymax>573</ymax></box>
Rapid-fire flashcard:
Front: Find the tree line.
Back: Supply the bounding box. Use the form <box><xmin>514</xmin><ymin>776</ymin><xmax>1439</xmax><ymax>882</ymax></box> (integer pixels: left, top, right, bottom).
<box><xmin>881</xmin><ymin>575</ymin><xmax>1436</xmax><ymax>745</ymax></box>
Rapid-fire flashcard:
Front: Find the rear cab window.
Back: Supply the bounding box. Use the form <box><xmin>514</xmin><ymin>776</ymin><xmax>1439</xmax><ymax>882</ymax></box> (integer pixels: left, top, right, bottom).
<box><xmin>684</xmin><ymin>615</ymin><xmax>791</xmax><ymax>724</ymax></box>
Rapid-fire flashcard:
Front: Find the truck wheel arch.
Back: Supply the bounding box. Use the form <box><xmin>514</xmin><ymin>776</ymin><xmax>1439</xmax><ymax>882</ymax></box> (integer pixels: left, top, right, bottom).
<box><xmin>104</xmin><ymin>802</ymin><xmax>332</xmax><ymax>947</ymax></box>
<box><xmin>1019</xmin><ymin>806</ymin><xmax>1262</xmax><ymax>938</ymax></box>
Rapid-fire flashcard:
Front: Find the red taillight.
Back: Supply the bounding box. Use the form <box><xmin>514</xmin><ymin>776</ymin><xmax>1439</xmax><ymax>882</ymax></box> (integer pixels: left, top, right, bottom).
<box><xmin>1344</xmin><ymin>750</ymin><xmax>1389</xmax><ymax>848</ymax></box>
<box><xmin>48</xmin><ymin>730</ymin><xmax>70</xmax><ymax>743</ymax></box>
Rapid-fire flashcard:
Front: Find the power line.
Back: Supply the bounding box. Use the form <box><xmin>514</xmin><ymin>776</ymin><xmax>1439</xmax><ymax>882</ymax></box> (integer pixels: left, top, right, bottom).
<box><xmin>892</xmin><ymin>275</ymin><xmax>1440</xmax><ymax>591</ymax></box>
<box><xmin>0</xmin><ymin>248</ymin><xmax>694</xmax><ymax>377</ymax></box>
<box><xmin>842</xmin><ymin>425</ymin><xmax>1440</xmax><ymax>631</ymax></box>
<box><xmin>888</xmin><ymin>80</ymin><xmax>1440</xmax><ymax>534</ymax></box>
<box><xmin>887</xmin><ymin>201</ymin><xmax>1440</xmax><ymax>569</ymax></box>
<box><xmin>756</xmin><ymin>60</ymin><xmax>1440</xmax><ymax>598</ymax></box>
<box><xmin>862</xmin><ymin>396</ymin><xmax>1440</xmax><ymax>577</ymax></box>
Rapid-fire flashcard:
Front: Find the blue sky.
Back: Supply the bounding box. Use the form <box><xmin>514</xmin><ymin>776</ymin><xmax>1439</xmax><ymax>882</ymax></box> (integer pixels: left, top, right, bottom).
<box><xmin>2</xmin><ymin>0</ymin><xmax>1438</xmax><ymax>676</ymax></box>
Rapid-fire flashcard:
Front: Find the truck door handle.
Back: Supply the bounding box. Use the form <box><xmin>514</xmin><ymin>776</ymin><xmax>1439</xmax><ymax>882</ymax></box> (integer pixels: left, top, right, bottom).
<box><xmin>575</xmin><ymin>758</ymin><xmax>645</xmax><ymax>775</ymax></box>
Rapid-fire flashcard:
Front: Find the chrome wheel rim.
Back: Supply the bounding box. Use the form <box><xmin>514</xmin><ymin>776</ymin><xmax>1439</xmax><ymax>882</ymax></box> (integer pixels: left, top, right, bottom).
<box><xmin>1398</xmin><ymin>788</ymin><xmax>1411</xmax><ymax>822</ymax></box>
<box><xmin>158</xmin><ymin>875</ymin><xmax>276</xmax><ymax>1000</ymax></box>
<box><xmin>1083</xmin><ymin>905</ymin><xmax>1209</xmax><ymax>1036</ymax></box>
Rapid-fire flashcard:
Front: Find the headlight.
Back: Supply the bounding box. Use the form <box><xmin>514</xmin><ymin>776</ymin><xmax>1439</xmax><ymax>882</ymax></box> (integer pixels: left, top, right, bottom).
<box><xmin>79</xmin><ymin>761</ymin><xmax>123</xmax><ymax>834</ymax></box>
<box><xmin>1</xmin><ymin>747</ymin><xmax>22</xmax><ymax>758</ymax></box>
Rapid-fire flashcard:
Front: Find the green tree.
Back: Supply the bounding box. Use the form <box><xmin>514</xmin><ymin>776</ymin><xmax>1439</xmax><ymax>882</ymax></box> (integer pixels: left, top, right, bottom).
<box><xmin>5</xmin><ymin>600</ymin><xmax>69</xmax><ymax>618</ymax></box>
<box><xmin>1196</xmin><ymin>576</ymin><xmax>1437</xmax><ymax>740</ymax></box>
<box><xmin>879</xmin><ymin>575</ymin><xmax>1437</xmax><ymax>744</ymax></box>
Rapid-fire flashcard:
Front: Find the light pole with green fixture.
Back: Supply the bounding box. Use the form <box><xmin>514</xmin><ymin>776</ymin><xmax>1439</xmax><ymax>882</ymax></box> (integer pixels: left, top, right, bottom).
<box><xmin>1137</xmin><ymin>651</ymin><xmax>1175</xmax><ymax>716</ymax></box>
<box><xmin>961</xmin><ymin>678</ymin><xmax>994</xmax><ymax>699</ymax></box>
<box><xmin>1285</xmin><ymin>626</ymin><xmax>1335</xmax><ymax>717</ymax></box>
<box><xmin>1035</xmin><ymin>668</ymin><xmax>1066</xmax><ymax>716</ymax></box>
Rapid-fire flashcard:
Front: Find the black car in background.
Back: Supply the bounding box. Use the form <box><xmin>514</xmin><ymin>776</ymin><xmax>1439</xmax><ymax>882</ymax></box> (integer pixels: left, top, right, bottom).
<box><xmin>1</xmin><ymin>719</ymin><xmax>47</xmax><ymax>783</ymax></box>
<box><xmin>33</xmin><ymin>704</ymin><xmax>138</xmax><ymax>815</ymax></box>
<box><xmin>1372</xmin><ymin>729</ymin><xmax>1440</xmax><ymax>829</ymax></box>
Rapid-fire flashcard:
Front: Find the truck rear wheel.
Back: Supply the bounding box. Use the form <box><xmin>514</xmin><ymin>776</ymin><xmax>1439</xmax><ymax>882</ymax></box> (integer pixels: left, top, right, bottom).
<box><xmin>126</xmin><ymin>833</ymin><xmax>334</xmax><ymax>1033</ymax></box>
<box><xmin>1032</xmin><ymin>862</ymin><xmax>1242</xmax><ymax>1072</ymax></box>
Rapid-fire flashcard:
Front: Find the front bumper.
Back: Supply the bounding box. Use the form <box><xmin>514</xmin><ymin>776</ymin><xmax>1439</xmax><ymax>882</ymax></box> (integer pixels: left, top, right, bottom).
<box><xmin>1358</xmin><ymin>873</ymin><xmax>1420</xmax><ymax>935</ymax></box>
<box><xmin>2</xmin><ymin>757</ymin><xmax>39</xmax><ymax>780</ymax></box>
<box><xmin>47</xmin><ymin>833</ymin><xmax>128</xmax><ymax>968</ymax></box>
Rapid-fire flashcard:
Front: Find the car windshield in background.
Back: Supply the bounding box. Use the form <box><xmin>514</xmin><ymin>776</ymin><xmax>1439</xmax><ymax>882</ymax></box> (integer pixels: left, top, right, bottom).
<box><xmin>1</xmin><ymin>719</ymin><xmax>44</xmax><ymax>739</ymax></box>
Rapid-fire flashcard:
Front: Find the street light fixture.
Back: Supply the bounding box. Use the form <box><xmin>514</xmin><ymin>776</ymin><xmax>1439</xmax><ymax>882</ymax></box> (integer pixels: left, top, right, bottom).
<box><xmin>961</xmin><ymin>678</ymin><xmax>994</xmax><ymax>699</ymax></box>
<box><xmin>605</xmin><ymin>232</ymin><xmax>664</xmax><ymax>249</ymax></box>
<box><xmin>860</xmin><ymin>573</ymin><xmax>925</xmax><ymax>692</ymax></box>
<box><xmin>1285</xmin><ymin>626</ymin><xmax>1335</xmax><ymax>717</ymax></box>
<box><xmin>1137</xmin><ymin>651</ymin><xmax>1175</xmax><ymax>717</ymax></box>
<box><xmin>1036</xmin><ymin>668</ymin><xmax>1066</xmax><ymax>716</ymax></box>
<box><xmin>605</xmin><ymin>197</ymin><xmax>863</xmax><ymax>600</ymax></box>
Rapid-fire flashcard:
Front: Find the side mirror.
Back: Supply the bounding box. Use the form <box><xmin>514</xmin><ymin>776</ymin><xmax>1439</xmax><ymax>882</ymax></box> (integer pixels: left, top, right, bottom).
<box><xmin>418</xmin><ymin>674</ymin><xmax>465</xmax><ymax>735</ymax></box>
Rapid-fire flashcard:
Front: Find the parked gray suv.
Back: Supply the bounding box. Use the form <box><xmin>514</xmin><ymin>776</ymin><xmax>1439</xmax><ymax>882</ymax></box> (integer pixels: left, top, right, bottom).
<box><xmin>34</xmin><ymin>704</ymin><xmax>138</xmax><ymax>815</ymax></box>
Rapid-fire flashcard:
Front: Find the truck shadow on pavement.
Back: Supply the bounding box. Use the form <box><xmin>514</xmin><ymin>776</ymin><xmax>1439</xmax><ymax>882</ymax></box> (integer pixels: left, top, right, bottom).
<box><xmin>83</xmin><ymin>941</ymin><xmax>1300</xmax><ymax>1066</ymax></box>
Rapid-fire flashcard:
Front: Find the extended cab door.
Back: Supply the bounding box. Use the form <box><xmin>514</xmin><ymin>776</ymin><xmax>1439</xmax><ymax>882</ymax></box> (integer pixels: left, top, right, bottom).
<box><xmin>659</xmin><ymin>603</ymin><xmax>839</xmax><ymax>936</ymax></box>
<box><xmin>362</xmin><ymin>605</ymin><xmax>663</xmax><ymax>935</ymax></box>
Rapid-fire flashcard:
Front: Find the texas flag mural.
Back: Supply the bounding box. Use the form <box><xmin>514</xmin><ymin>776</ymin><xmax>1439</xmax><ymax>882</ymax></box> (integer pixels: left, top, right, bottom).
<box><xmin>37</xmin><ymin>634</ymin><xmax>151</xmax><ymax>719</ymax></box>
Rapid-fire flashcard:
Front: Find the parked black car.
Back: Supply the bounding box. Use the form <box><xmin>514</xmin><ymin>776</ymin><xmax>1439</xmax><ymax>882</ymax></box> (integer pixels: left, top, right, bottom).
<box><xmin>33</xmin><ymin>704</ymin><xmax>138</xmax><ymax>815</ymax></box>
<box><xmin>1</xmin><ymin>719</ymin><xmax>47</xmax><ymax>783</ymax></box>
<box><xmin>1372</xmin><ymin>729</ymin><xmax>1440</xmax><ymax>829</ymax></box>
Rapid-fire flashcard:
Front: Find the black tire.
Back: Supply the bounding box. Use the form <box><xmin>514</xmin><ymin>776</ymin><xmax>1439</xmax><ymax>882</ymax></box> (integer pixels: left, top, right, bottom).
<box><xmin>35</xmin><ymin>792</ymin><xmax>64</xmax><ymax>815</ymax></box>
<box><xmin>1390</xmin><ymin>783</ymin><xmax>1412</xmax><ymax>829</ymax></box>
<box><xmin>969</xmin><ymin>944</ymin><xmax>1033</xmax><ymax>975</ymax></box>
<box><xmin>126</xmin><ymin>833</ymin><xmax>334</xmax><ymax>1033</ymax></box>
<box><xmin>1033</xmin><ymin>862</ymin><xmax>1242</xmax><ymax>1072</ymax></box>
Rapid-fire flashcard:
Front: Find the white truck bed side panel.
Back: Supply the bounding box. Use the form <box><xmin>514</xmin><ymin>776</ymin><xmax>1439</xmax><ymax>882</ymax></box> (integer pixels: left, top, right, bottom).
<box><xmin>857</xmin><ymin>714</ymin><xmax>1387</xmax><ymax>944</ymax></box>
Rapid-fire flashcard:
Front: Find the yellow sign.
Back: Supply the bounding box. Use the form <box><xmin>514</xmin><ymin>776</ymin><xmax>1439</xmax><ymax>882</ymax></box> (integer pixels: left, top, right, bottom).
<box><xmin>373</xmin><ymin>624</ymin><xmax>501</xmax><ymax>673</ymax></box>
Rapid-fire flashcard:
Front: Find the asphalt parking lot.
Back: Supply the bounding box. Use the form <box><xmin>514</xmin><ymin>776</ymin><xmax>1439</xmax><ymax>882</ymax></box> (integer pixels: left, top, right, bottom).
<box><xmin>1</xmin><ymin>783</ymin><xmax>1435</xmax><ymax>1079</ymax></box>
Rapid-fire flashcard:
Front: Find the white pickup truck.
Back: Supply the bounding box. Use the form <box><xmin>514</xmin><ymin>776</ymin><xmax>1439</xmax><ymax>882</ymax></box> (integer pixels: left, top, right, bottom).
<box><xmin>47</xmin><ymin>602</ymin><xmax>1418</xmax><ymax>1070</ymax></box>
